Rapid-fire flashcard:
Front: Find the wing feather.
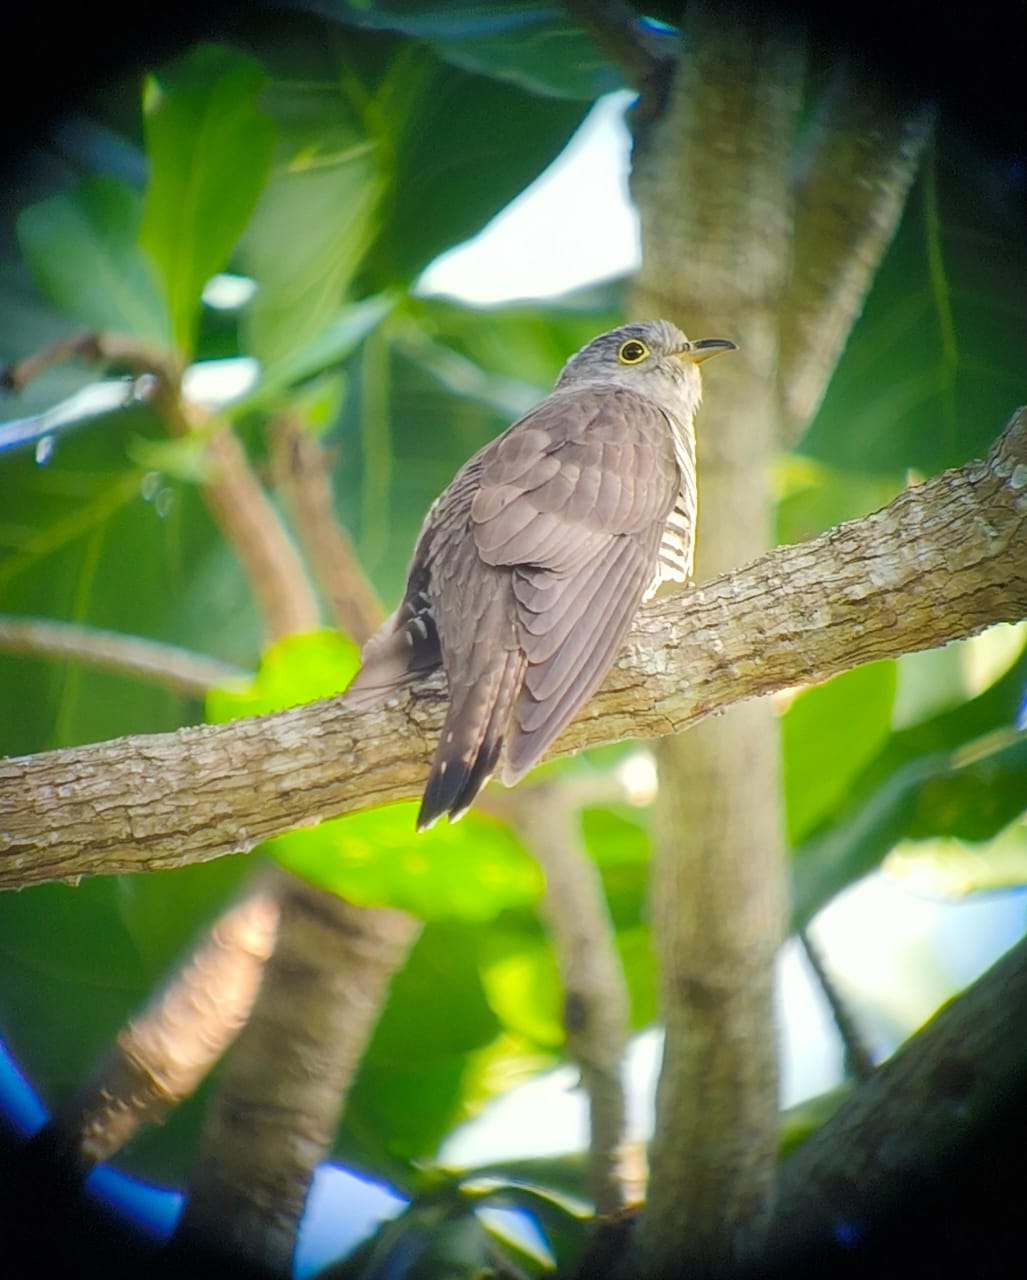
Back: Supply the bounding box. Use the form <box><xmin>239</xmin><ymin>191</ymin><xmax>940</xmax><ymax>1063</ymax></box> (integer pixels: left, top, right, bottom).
<box><xmin>504</xmin><ymin>533</ymin><xmax>661</xmax><ymax>779</ymax></box>
<box><xmin>462</xmin><ymin>388</ymin><xmax>683</xmax><ymax>782</ymax></box>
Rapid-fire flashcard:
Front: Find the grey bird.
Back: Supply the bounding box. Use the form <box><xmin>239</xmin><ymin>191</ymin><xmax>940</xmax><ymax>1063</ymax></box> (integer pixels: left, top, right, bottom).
<box><xmin>344</xmin><ymin>319</ymin><xmax>736</xmax><ymax>830</ymax></box>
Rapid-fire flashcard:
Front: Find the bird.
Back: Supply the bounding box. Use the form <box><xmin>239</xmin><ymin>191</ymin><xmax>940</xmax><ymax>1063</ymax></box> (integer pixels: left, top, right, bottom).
<box><xmin>343</xmin><ymin>319</ymin><xmax>737</xmax><ymax>831</ymax></box>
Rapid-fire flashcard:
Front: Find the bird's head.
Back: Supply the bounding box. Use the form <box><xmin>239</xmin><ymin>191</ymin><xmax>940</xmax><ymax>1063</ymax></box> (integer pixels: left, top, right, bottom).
<box><xmin>554</xmin><ymin>319</ymin><xmax>737</xmax><ymax>416</ymax></box>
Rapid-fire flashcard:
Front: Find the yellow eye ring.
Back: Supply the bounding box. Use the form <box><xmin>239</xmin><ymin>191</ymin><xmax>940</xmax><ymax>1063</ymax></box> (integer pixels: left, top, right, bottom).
<box><xmin>617</xmin><ymin>338</ymin><xmax>650</xmax><ymax>365</ymax></box>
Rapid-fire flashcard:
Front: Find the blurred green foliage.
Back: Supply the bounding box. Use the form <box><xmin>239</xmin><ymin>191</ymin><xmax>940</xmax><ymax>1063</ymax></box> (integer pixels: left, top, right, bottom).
<box><xmin>0</xmin><ymin>5</ymin><xmax>1025</xmax><ymax>1274</ymax></box>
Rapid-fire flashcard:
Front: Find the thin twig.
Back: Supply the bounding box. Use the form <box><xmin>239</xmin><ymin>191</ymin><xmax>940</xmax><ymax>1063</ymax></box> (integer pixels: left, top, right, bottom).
<box><xmin>513</xmin><ymin>783</ymin><xmax>632</xmax><ymax>1216</ymax></box>
<box><xmin>1</xmin><ymin>331</ymin><xmax>179</xmax><ymax>393</ymax></box>
<box><xmin>0</xmin><ymin>615</ymin><xmax>248</xmax><ymax>697</ymax></box>
<box><xmin>268</xmin><ymin>413</ymin><xmax>384</xmax><ymax>644</ymax></box>
<box><xmin>201</xmin><ymin>427</ymin><xmax>322</xmax><ymax>642</ymax></box>
<box><xmin>799</xmin><ymin>928</ymin><xmax>875</xmax><ymax>1082</ymax></box>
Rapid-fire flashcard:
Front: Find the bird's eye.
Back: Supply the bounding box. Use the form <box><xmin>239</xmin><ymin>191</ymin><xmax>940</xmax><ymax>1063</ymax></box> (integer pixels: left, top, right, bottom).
<box><xmin>617</xmin><ymin>339</ymin><xmax>649</xmax><ymax>365</ymax></box>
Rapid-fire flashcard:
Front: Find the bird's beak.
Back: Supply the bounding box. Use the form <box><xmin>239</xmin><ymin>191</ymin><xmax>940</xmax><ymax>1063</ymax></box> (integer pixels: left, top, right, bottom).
<box><xmin>676</xmin><ymin>338</ymin><xmax>738</xmax><ymax>365</ymax></box>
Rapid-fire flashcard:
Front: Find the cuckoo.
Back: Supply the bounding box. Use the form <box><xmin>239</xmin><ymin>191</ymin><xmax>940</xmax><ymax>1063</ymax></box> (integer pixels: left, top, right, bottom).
<box><xmin>344</xmin><ymin>319</ymin><xmax>736</xmax><ymax>830</ymax></box>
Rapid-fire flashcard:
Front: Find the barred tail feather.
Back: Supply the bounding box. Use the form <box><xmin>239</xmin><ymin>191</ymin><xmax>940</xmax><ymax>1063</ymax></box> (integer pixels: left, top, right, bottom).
<box><xmin>417</xmin><ymin>651</ymin><xmax>525</xmax><ymax>831</ymax></box>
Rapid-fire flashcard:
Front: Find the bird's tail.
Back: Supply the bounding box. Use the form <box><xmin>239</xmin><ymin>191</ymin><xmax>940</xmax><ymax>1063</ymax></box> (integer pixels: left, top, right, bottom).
<box><xmin>417</xmin><ymin>649</ymin><xmax>525</xmax><ymax>831</ymax></box>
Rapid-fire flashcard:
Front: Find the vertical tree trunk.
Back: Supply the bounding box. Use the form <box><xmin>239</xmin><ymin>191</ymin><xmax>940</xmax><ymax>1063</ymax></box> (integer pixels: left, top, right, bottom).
<box><xmin>628</xmin><ymin>5</ymin><xmax>801</xmax><ymax>1271</ymax></box>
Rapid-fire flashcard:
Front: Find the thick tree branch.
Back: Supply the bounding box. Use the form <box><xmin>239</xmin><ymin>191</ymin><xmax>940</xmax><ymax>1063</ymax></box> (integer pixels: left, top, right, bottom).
<box><xmin>584</xmin><ymin>926</ymin><xmax>1027</xmax><ymax>1276</ymax></box>
<box><xmin>1</xmin><ymin>410</ymin><xmax>1025</xmax><ymax>891</ymax></box>
<box><xmin>629</xmin><ymin>7</ymin><xmax>805</xmax><ymax>1267</ymax></box>
<box><xmin>174</xmin><ymin>874</ymin><xmax>417</xmax><ymax>1272</ymax></box>
<box><xmin>771</xmin><ymin>929</ymin><xmax>1027</xmax><ymax>1263</ymax></box>
<box><xmin>0</xmin><ymin>615</ymin><xmax>248</xmax><ymax>697</ymax></box>
<box><xmin>36</xmin><ymin>875</ymin><xmax>280</xmax><ymax>1169</ymax></box>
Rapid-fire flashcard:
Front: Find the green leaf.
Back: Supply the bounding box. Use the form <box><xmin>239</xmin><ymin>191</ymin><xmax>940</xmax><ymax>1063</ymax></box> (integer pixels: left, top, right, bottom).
<box><xmin>799</xmin><ymin>141</ymin><xmax>1027</xmax><ymax>474</ymax></box>
<box><xmin>205</xmin><ymin>628</ymin><xmax>359</xmax><ymax>721</ymax></box>
<box><xmin>16</xmin><ymin>177</ymin><xmax>171</xmax><ymax>342</ymax></box>
<box><xmin>232</xmin><ymin>292</ymin><xmax>396</xmax><ymax>415</ymax></box>
<box><xmin>270</xmin><ymin>808</ymin><xmax>542</xmax><ymax>923</ymax></box>
<box><xmin>886</xmin><ymin>824</ymin><xmax>1027</xmax><ymax>897</ymax></box>
<box><xmin>364</xmin><ymin>57</ymin><xmax>589</xmax><ymax>287</ymax></box>
<box><xmin>319</xmin><ymin>1</ymin><xmax>624</xmax><ymax>100</ymax></box>
<box><xmin>239</xmin><ymin>70</ymin><xmax>385</xmax><ymax>366</ymax></box>
<box><xmin>834</xmin><ymin>636</ymin><xmax>1027</xmax><ymax>813</ymax></box>
<box><xmin>342</xmin><ymin>924</ymin><xmax>517</xmax><ymax>1164</ymax></box>
<box><xmin>791</xmin><ymin>730</ymin><xmax>1027</xmax><ymax>929</ymax></box>
<box><xmin>477</xmin><ymin>930</ymin><xmax>564</xmax><ymax>1048</ymax></box>
<box><xmin>139</xmin><ymin>45</ymin><xmax>275</xmax><ymax>356</ymax></box>
<box><xmin>475</xmin><ymin>1179</ymin><xmax>590</xmax><ymax>1272</ymax></box>
<box><xmin>782</xmin><ymin>661</ymin><xmax>897</xmax><ymax>844</ymax></box>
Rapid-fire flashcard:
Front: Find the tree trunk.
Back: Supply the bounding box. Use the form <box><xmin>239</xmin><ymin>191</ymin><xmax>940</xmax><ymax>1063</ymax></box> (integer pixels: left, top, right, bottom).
<box><xmin>628</xmin><ymin>7</ymin><xmax>800</xmax><ymax>1270</ymax></box>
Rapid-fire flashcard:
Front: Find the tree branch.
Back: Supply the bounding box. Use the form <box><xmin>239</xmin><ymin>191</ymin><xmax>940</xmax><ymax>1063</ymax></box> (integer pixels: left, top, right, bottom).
<box><xmin>510</xmin><ymin>784</ymin><xmax>632</xmax><ymax>1217</ymax></box>
<box><xmin>268</xmin><ymin>412</ymin><xmax>384</xmax><ymax>644</ymax></box>
<box><xmin>779</xmin><ymin>69</ymin><xmax>935</xmax><ymax>438</ymax></box>
<box><xmin>0</xmin><ymin>615</ymin><xmax>248</xmax><ymax>697</ymax></box>
<box><xmin>201</xmin><ymin>426</ymin><xmax>321</xmax><ymax>643</ymax></box>
<box><xmin>36</xmin><ymin>874</ymin><xmax>280</xmax><ymax>1169</ymax></box>
<box><xmin>771</xmin><ymin>929</ymin><xmax>1027</xmax><ymax>1264</ymax></box>
<box><xmin>174</xmin><ymin>874</ymin><xmax>417</xmax><ymax>1272</ymax></box>
<box><xmin>1</xmin><ymin>410</ymin><xmax>1024</xmax><ymax>892</ymax></box>
<box><xmin>562</xmin><ymin>0</ymin><xmax>673</xmax><ymax>90</ymax></box>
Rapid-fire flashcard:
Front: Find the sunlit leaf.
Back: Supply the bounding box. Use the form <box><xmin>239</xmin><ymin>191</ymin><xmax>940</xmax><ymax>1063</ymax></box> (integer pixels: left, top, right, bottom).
<box><xmin>17</xmin><ymin>178</ymin><xmax>170</xmax><ymax>342</ymax></box>
<box><xmin>140</xmin><ymin>45</ymin><xmax>275</xmax><ymax>356</ymax></box>
<box><xmin>232</xmin><ymin>293</ymin><xmax>396</xmax><ymax>415</ymax></box>
<box><xmin>478</xmin><ymin>931</ymin><xmax>564</xmax><ymax>1048</ymax></box>
<box><xmin>792</xmin><ymin>730</ymin><xmax>1027</xmax><ymax>929</ymax></box>
<box><xmin>782</xmin><ymin>661</ymin><xmax>897</xmax><ymax>845</ymax></box>
<box><xmin>205</xmin><ymin>628</ymin><xmax>359</xmax><ymax>721</ymax></box>
<box><xmin>886</xmin><ymin>824</ymin><xmax>1027</xmax><ymax>897</ymax></box>
<box><xmin>270</xmin><ymin>808</ymin><xmax>542</xmax><ymax>923</ymax></box>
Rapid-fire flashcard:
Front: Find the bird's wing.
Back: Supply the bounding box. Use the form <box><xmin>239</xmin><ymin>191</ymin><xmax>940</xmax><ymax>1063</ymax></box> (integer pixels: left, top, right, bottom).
<box><xmin>468</xmin><ymin>387</ymin><xmax>682</xmax><ymax>781</ymax></box>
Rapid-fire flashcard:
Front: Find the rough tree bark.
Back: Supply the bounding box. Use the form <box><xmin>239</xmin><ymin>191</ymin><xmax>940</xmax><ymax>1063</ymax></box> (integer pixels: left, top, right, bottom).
<box><xmin>174</xmin><ymin>871</ymin><xmax>415</xmax><ymax>1272</ymax></box>
<box><xmin>173</xmin><ymin>419</ymin><xmax>419</xmax><ymax>1272</ymax></box>
<box><xmin>591</xmin><ymin>1</ymin><xmax>933</xmax><ymax>1268</ymax></box>
<box><xmin>2</xmin><ymin>408</ymin><xmax>1024</xmax><ymax>891</ymax></box>
<box><xmin>629</xmin><ymin>9</ymin><xmax>802</xmax><ymax>1269</ymax></box>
